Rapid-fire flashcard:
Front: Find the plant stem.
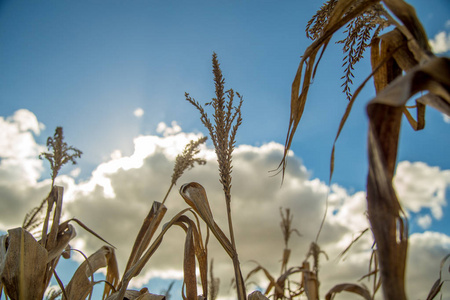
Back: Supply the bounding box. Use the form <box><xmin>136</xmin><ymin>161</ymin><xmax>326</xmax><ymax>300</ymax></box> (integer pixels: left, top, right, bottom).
<box><xmin>161</xmin><ymin>183</ymin><xmax>174</xmax><ymax>206</ymax></box>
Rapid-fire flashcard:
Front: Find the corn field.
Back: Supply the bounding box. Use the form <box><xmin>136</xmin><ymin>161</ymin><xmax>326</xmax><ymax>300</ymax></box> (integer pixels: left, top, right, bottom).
<box><xmin>1</xmin><ymin>0</ymin><xmax>449</xmax><ymax>299</ymax></box>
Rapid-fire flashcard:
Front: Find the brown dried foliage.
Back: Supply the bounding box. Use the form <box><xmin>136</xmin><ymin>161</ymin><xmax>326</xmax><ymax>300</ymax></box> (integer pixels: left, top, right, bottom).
<box><xmin>185</xmin><ymin>52</ymin><xmax>246</xmax><ymax>299</ymax></box>
<box><xmin>281</xmin><ymin>0</ymin><xmax>450</xmax><ymax>299</ymax></box>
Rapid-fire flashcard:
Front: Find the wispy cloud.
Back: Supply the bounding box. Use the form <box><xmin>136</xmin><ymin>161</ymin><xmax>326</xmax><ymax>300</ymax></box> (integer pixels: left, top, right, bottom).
<box><xmin>1</xmin><ymin>110</ymin><xmax>449</xmax><ymax>299</ymax></box>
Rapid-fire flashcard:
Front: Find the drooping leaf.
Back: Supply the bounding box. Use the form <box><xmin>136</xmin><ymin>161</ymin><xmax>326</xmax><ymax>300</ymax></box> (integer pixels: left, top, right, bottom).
<box><xmin>123</xmin><ymin>202</ymin><xmax>167</xmax><ymax>275</ymax></box>
<box><xmin>325</xmin><ymin>283</ymin><xmax>372</xmax><ymax>300</ymax></box>
<box><xmin>179</xmin><ymin>182</ymin><xmax>246</xmax><ymax>299</ymax></box>
<box><xmin>64</xmin><ymin>246</ymin><xmax>119</xmax><ymax>300</ymax></box>
<box><xmin>179</xmin><ymin>182</ymin><xmax>233</xmax><ymax>258</ymax></box>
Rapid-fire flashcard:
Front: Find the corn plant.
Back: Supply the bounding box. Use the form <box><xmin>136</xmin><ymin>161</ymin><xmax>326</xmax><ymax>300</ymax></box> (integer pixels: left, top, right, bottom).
<box><xmin>1</xmin><ymin>127</ymin><xmax>117</xmax><ymax>300</ymax></box>
<box><xmin>22</xmin><ymin>127</ymin><xmax>82</xmax><ymax>237</ymax></box>
<box><xmin>100</xmin><ymin>136</ymin><xmax>209</xmax><ymax>299</ymax></box>
<box><xmin>279</xmin><ymin>0</ymin><xmax>450</xmax><ymax>299</ymax></box>
<box><xmin>245</xmin><ymin>208</ymin><xmax>322</xmax><ymax>300</ymax></box>
<box><xmin>185</xmin><ymin>52</ymin><xmax>246</xmax><ymax>299</ymax></box>
<box><xmin>0</xmin><ymin>128</ymin><xmax>210</xmax><ymax>299</ymax></box>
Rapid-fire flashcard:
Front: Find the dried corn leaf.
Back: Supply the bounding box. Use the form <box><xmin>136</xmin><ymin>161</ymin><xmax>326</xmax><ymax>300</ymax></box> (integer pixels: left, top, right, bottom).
<box><xmin>179</xmin><ymin>183</ymin><xmax>233</xmax><ymax>257</ymax></box>
<box><xmin>107</xmin><ymin>288</ymin><xmax>165</xmax><ymax>300</ymax></box>
<box><xmin>0</xmin><ymin>228</ymin><xmax>48</xmax><ymax>300</ymax></box>
<box><xmin>248</xmin><ymin>290</ymin><xmax>270</xmax><ymax>300</ymax></box>
<box><xmin>382</xmin><ymin>0</ymin><xmax>430</xmax><ymax>54</ymax></box>
<box><xmin>368</xmin><ymin>57</ymin><xmax>450</xmax><ymax>109</ymax></box>
<box><xmin>46</xmin><ymin>186</ymin><xmax>64</xmax><ymax>251</ymax></box>
<box><xmin>46</xmin><ymin>224</ymin><xmax>76</xmax><ymax>263</ymax></box>
<box><xmin>364</xmin><ymin>58</ymin><xmax>448</xmax><ymax>300</ymax></box>
<box><xmin>426</xmin><ymin>254</ymin><xmax>450</xmax><ymax>300</ymax></box>
<box><xmin>0</xmin><ymin>234</ymin><xmax>6</xmax><ymax>297</ymax></box>
<box><xmin>366</xmin><ymin>43</ymin><xmax>405</xmax><ymax>298</ymax></box>
<box><xmin>41</xmin><ymin>188</ymin><xmax>57</xmax><ymax>248</ymax></box>
<box><xmin>302</xmin><ymin>261</ymin><xmax>319</xmax><ymax>300</ymax></box>
<box><xmin>338</xmin><ymin>228</ymin><xmax>369</xmax><ymax>260</ymax></box>
<box><xmin>416</xmin><ymin>93</ymin><xmax>450</xmax><ymax>116</ymax></box>
<box><xmin>244</xmin><ymin>263</ymin><xmax>281</xmax><ymax>296</ymax></box>
<box><xmin>115</xmin><ymin>207</ymin><xmax>190</xmax><ymax>299</ymax></box>
<box><xmin>280</xmin><ymin>248</ymin><xmax>291</xmax><ymax>274</ymax></box>
<box><xmin>175</xmin><ymin>215</ymin><xmax>208</xmax><ymax>298</ymax></box>
<box><xmin>327</xmin><ymin>38</ymin><xmax>400</xmax><ymax>186</ymax></box>
<box><xmin>245</xmin><ymin>263</ymin><xmax>306</xmax><ymax>298</ymax></box>
<box><xmin>182</xmin><ymin>222</ymin><xmax>197</xmax><ymax>299</ymax></box>
<box><xmin>179</xmin><ymin>182</ymin><xmax>247</xmax><ymax>300</ymax></box>
<box><xmin>60</xmin><ymin>218</ymin><xmax>115</xmax><ymax>249</ymax></box>
<box><xmin>282</xmin><ymin>0</ymin><xmax>434</xmax><ymax>176</ymax></box>
<box><xmin>426</xmin><ymin>279</ymin><xmax>444</xmax><ymax>300</ymax></box>
<box><xmin>325</xmin><ymin>283</ymin><xmax>371</xmax><ymax>300</ymax></box>
<box><xmin>124</xmin><ymin>202</ymin><xmax>167</xmax><ymax>275</ymax></box>
<box><xmin>64</xmin><ymin>245</ymin><xmax>119</xmax><ymax>300</ymax></box>
<box><xmin>172</xmin><ymin>215</ymin><xmax>204</xmax><ymax>299</ymax></box>
<box><xmin>378</xmin><ymin>29</ymin><xmax>418</xmax><ymax>71</ymax></box>
<box><xmin>367</xmin><ymin>101</ymin><xmax>407</xmax><ymax>299</ymax></box>
<box><xmin>280</xmin><ymin>0</ymin><xmax>380</xmax><ymax>177</ymax></box>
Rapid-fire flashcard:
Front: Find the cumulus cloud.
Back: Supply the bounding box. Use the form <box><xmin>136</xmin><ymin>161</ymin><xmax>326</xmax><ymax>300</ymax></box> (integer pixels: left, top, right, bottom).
<box><xmin>1</xmin><ymin>110</ymin><xmax>450</xmax><ymax>299</ymax></box>
<box><xmin>394</xmin><ymin>161</ymin><xmax>450</xmax><ymax>225</ymax></box>
<box><xmin>444</xmin><ymin>114</ymin><xmax>450</xmax><ymax>124</ymax></box>
<box><xmin>407</xmin><ymin>232</ymin><xmax>450</xmax><ymax>298</ymax></box>
<box><xmin>156</xmin><ymin>121</ymin><xmax>182</xmax><ymax>137</ymax></box>
<box><xmin>429</xmin><ymin>30</ymin><xmax>450</xmax><ymax>54</ymax></box>
<box><xmin>417</xmin><ymin>214</ymin><xmax>432</xmax><ymax>229</ymax></box>
<box><xmin>0</xmin><ymin>109</ymin><xmax>48</xmax><ymax>228</ymax></box>
<box><xmin>134</xmin><ymin>108</ymin><xmax>145</xmax><ymax>118</ymax></box>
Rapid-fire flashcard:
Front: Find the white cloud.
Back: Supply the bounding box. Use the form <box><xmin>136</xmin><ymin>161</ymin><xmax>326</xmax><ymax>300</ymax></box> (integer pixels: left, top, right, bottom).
<box><xmin>394</xmin><ymin>161</ymin><xmax>450</xmax><ymax>222</ymax></box>
<box><xmin>0</xmin><ymin>110</ymin><xmax>48</xmax><ymax>228</ymax></box>
<box><xmin>133</xmin><ymin>108</ymin><xmax>144</xmax><ymax>118</ymax></box>
<box><xmin>444</xmin><ymin>114</ymin><xmax>450</xmax><ymax>124</ymax></box>
<box><xmin>0</xmin><ymin>109</ymin><xmax>44</xmax><ymax>160</ymax></box>
<box><xmin>429</xmin><ymin>30</ymin><xmax>450</xmax><ymax>54</ymax></box>
<box><xmin>70</xmin><ymin>167</ymin><xmax>81</xmax><ymax>178</ymax></box>
<box><xmin>407</xmin><ymin>232</ymin><xmax>450</xmax><ymax>298</ymax></box>
<box><xmin>156</xmin><ymin>121</ymin><xmax>182</xmax><ymax>137</ymax></box>
<box><xmin>417</xmin><ymin>214</ymin><xmax>432</xmax><ymax>229</ymax></box>
<box><xmin>1</xmin><ymin>112</ymin><xmax>450</xmax><ymax>299</ymax></box>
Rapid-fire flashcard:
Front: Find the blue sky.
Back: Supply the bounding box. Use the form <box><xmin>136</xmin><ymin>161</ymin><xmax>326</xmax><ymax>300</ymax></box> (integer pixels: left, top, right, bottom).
<box><xmin>1</xmin><ymin>1</ymin><xmax>450</xmax><ymax>299</ymax></box>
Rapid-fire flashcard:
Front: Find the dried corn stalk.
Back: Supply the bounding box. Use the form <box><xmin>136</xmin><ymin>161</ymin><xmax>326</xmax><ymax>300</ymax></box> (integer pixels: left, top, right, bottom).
<box><xmin>244</xmin><ymin>208</ymin><xmax>311</xmax><ymax>300</ymax></box>
<box><xmin>281</xmin><ymin>0</ymin><xmax>450</xmax><ymax>299</ymax></box>
<box><xmin>0</xmin><ymin>187</ymin><xmax>117</xmax><ymax>300</ymax></box>
<box><xmin>185</xmin><ymin>53</ymin><xmax>246</xmax><ymax>300</ymax></box>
